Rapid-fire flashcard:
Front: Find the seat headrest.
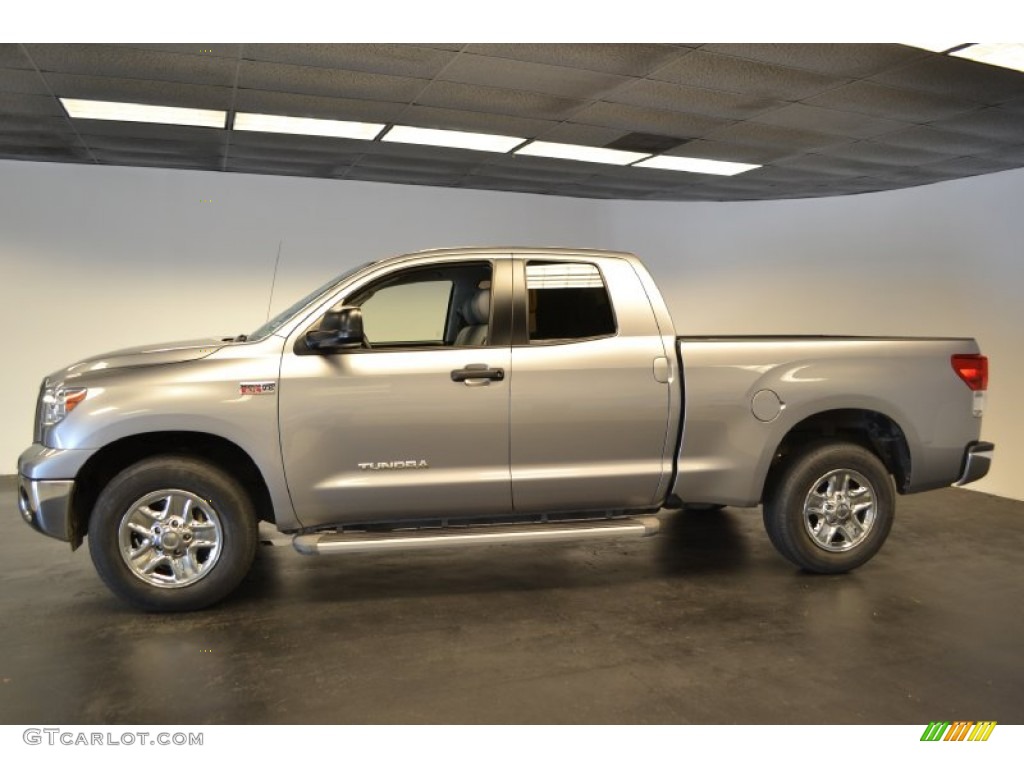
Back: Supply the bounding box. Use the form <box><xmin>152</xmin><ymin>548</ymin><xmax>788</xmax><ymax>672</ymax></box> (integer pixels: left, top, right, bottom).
<box><xmin>464</xmin><ymin>289</ymin><xmax>490</xmax><ymax>324</ymax></box>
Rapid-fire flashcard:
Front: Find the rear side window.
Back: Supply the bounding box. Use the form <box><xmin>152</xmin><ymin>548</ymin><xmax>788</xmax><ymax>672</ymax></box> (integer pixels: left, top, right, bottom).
<box><xmin>526</xmin><ymin>262</ymin><xmax>616</xmax><ymax>342</ymax></box>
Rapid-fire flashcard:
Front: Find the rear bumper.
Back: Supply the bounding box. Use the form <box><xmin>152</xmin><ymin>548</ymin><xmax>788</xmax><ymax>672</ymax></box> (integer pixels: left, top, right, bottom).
<box><xmin>17</xmin><ymin>476</ymin><xmax>75</xmax><ymax>541</ymax></box>
<box><xmin>954</xmin><ymin>441</ymin><xmax>995</xmax><ymax>487</ymax></box>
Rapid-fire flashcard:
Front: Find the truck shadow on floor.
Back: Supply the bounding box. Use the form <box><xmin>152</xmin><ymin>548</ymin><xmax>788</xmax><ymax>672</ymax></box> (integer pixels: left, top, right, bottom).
<box><xmin>228</xmin><ymin>508</ymin><xmax>753</xmax><ymax>607</ymax></box>
<box><xmin>655</xmin><ymin>507</ymin><xmax>750</xmax><ymax>575</ymax></box>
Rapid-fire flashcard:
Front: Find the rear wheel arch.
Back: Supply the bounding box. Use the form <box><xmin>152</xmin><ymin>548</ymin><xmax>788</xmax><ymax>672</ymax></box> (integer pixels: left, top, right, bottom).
<box><xmin>761</xmin><ymin>408</ymin><xmax>911</xmax><ymax>504</ymax></box>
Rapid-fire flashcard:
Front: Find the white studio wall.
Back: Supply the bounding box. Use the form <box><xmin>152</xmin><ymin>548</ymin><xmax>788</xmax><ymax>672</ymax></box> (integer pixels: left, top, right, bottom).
<box><xmin>0</xmin><ymin>159</ymin><xmax>1020</xmax><ymax>500</ymax></box>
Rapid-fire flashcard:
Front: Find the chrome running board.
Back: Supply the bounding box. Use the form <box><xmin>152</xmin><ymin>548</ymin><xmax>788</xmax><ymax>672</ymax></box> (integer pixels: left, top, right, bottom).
<box><xmin>293</xmin><ymin>516</ymin><xmax>660</xmax><ymax>555</ymax></box>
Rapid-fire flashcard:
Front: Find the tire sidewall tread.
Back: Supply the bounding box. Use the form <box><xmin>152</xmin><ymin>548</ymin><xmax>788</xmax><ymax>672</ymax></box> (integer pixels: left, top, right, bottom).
<box><xmin>88</xmin><ymin>456</ymin><xmax>257</xmax><ymax>611</ymax></box>
<box><xmin>763</xmin><ymin>441</ymin><xmax>895</xmax><ymax>574</ymax></box>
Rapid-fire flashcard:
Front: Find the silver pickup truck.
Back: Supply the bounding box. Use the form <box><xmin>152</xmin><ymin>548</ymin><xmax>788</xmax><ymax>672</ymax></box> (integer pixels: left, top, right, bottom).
<box><xmin>17</xmin><ymin>247</ymin><xmax>994</xmax><ymax>611</ymax></box>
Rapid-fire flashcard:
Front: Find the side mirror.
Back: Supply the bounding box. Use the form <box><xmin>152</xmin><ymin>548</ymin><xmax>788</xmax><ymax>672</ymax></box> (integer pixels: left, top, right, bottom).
<box><xmin>305</xmin><ymin>307</ymin><xmax>364</xmax><ymax>352</ymax></box>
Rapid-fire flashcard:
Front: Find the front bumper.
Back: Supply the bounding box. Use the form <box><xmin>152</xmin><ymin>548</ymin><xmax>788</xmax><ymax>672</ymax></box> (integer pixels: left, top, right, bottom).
<box><xmin>954</xmin><ymin>441</ymin><xmax>995</xmax><ymax>487</ymax></box>
<box><xmin>18</xmin><ymin>476</ymin><xmax>75</xmax><ymax>541</ymax></box>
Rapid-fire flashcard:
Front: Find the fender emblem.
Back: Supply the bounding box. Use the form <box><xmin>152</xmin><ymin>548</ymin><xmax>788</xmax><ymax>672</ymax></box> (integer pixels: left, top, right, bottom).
<box><xmin>358</xmin><ymin>460</ymin><xmax>429</xmax><ymax>471</ymax></box>
<box><xmin>240</xmin><ymin>381</ymin><xmax>277</xmax><ymax>396</ymax></box>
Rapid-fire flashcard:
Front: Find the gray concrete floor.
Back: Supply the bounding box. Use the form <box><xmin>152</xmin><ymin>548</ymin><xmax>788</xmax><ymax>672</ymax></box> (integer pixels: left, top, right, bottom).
<box><xmin>1</xmin><ymin>476</ymin><xmax>1021</xmax><ymax>725</ymax></box>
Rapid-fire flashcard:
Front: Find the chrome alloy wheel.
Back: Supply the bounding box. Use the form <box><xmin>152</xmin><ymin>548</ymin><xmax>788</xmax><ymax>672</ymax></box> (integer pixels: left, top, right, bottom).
<box><xmin>802</xmin><ymin>469</ymin><xmax>877</xmax><ymax>552</ymax></box>
<box><xmin>118</xmin><ymin>489</ymin><xmax>223</xmax><ymax>588</ymax></box>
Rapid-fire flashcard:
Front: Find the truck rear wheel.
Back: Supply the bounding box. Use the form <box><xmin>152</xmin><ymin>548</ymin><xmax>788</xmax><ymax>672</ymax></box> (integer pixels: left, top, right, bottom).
<box><xmin>88</xmin><ymin>456</ymin><xmax>257</xmax><ymax>611</ymax></box>
<box><xmin>763</xmin><ymin>441</ymin><xmax>894</xmax><ymax>573</ymax></box>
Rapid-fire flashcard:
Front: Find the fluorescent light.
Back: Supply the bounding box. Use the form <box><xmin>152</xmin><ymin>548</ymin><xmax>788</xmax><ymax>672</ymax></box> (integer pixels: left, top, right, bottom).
<box><xmin>60</xmin><ymin>98</ymin><xmax>226</xmax><ymax>128</ymax></box>
<box><xmin>382</xmin><ymin>125</ymin><xmax>525</xmax><ymax>153</ymax></box>
<box><xmin>901</xmin><ymin>43</ymin><xmax>967</xmax><ymax>53</ymax></box>
<box><xmin>634</xmin><ymin>155</ymin><xmax>761</xmax><ymax>176</ymax></box>
<box><xmin>951</xmin><ymin>43</ymin><xmax>1024</xmax><ymax>73</ymax></box>
<box><xmin>233</xmin><ymin>112</ymin><xmax>384</xmax><ymax>140</ymax></box>
<box><xmin>515</xmin><ymin>141</ymin><xmax>648</xmax><ymax>166</ymax></box>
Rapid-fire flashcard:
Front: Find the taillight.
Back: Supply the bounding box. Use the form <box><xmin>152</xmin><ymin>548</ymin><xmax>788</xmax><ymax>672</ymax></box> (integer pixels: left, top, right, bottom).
<box><xmin>951</xmin><ymin>354</ymin><xmax>988</xmax><ymax>391</ymax></box>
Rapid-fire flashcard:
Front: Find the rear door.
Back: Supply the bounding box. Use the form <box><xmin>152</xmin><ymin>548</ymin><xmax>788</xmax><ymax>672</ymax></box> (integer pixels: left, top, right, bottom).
<box><xmin>279</xmin><ymin>255</ymin><xmax>514</xmax><ymax>528</ymax></box>
<box><xmin>509</xmin><ymin>255</ymin><xmax>674</xmax><ymax>513</ymax></box>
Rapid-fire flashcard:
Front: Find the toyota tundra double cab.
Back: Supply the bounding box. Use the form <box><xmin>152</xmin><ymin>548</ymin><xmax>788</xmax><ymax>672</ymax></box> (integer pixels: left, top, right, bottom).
<box><xmin>17</xmin><ymin>247</ymin><xmax>994</xmax><ymax>611</ymax></box>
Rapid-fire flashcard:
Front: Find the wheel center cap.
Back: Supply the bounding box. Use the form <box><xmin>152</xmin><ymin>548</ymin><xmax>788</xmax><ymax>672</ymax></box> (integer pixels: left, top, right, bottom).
<box><xmin>161</xmin><ymin>530</ymin><xmax>181</xmax><ymax>548</ymax></box>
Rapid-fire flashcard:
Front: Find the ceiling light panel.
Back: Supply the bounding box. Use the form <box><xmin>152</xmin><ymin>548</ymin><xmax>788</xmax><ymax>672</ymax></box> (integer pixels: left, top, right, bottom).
<box><xmin>901</xmin><ymin>43</ymin><xmax>967</xmax><ymax>53</ymax></box>
<box><xmin>233</xmin><ymin>113</ymin><xmax>384</xmax><ymax>140</ymax></box>
<box><xmin>515</xmin><ymin>141</ymin><xmax>648</xmax><ymax>166</ymax></box>
<box><xmin>635</xmin><ymin>155</ymin><xmax>761</xmax><ymax>176</ymax></box>
<box><xmin>951</xmin><ymin>43</ymin><xmax>1024</xmax><ymax>73</ymax></box>
<box><xmin>382</xmin><ymin>125</ymin><xmax>525</xmax><ymax>153</ymax></box>
<box><xmin>60</xmin><ymin>99</ymin><xmax>226</xmax><ymax>128</ymax></box>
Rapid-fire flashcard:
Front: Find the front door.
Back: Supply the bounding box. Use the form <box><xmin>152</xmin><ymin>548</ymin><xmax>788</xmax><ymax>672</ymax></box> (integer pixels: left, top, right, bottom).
<box><xmin>279</xmin><ymin>257</ymin><xmax>513</xmax><ymax>528</ymax></box>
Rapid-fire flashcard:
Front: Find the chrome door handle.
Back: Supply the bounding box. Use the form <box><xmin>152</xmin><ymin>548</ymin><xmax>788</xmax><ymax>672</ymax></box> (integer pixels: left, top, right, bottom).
<box><xmin>451</xmin><ymin>365</ymin><xmax>505</xmax><ymax>383</ymax></box>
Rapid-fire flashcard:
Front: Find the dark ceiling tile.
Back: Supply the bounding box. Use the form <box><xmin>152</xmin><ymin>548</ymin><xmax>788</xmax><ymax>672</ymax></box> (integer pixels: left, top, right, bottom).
<box><xmin>467</xmin><ymin>162</ymin><xmax>596</xmax><ymax>184</ymax></box>
<box><xmin>26</xmin><ymin>44</ymin><xmax>239</xmax><ymax>87</ymax></box>
<box><xmin>604</xmin><ymin>79</ymin><xmax>783</xmax><ymax>120</ymax></box>
<box><xmin>814</xmin><ymin>140</ymin><xmax>953</xmax><ymax>166</ymax></box>
<box><xmin>870</xmin><ymin>55</ymin><xmax>1024</xmax><ymax>104</ymax></box>
<box><xmin>702</xmin><ymin>120</ymin><xmax>847</xmax><ymax>152</ymax></box>
<box><xmin>232</xmin><ymin>89</ymin><xmax>406</xmax><ymax>123</ymax></box>
<box><xmin>347</xmin><ymin>166</ymin><xmax>465</xmax><ymax>186</ymax></box>
<box><xmin>650</xmin><ymin>50</ymin><xmax>844</xmax><ymax>100</ymax></box>
<box><xmin>238</xmin><ymin>60</ymin><xmax>425</xmax><ymax>102</ymax></box>
<box><xmin>228</xmin><ymin>131</ymin><xmax>368</xmax><ymax>156</ymax></box>
<box><xmin>244</xmin><ymin>44</ymin><xmax>456</xmax><ymax>79</ymax></box>
<box><xmin>882</xmin><ymin>125</ymin><xmax>1006</xmax><ymax>155</ymax></box>
<box><xmin>774</xmin><ymin>153</ymin><xmax>899</xmax><ymax>178</ymax></box>
<box><xmin>0</xmin><ymin>115</ymin><xmax>69</xmax><ymax>134</ymax></box>
<box><xmin>463</xmin><ymin>176</ymin><xmax>560</xmax><ymax>195</ymax></box>
<box><xmin>804</xmin><ymin>80</ymin><xmax>983</xmax><ymax>122</ymax></box>
<box><xmin>979</xmin><ymin>143</ymin><xmax>1024</xmax><ymax>163</ymax></box>
<box><xmin>0</xmin><ymin>133</ymin><xmax>75</xmax><ymax>150</ymax></box>
<box><xmin>570</xmin><ymin>101</ymin><xmax>729</xmax><ymax>137</ymax></box>
<box><xmin>0</xmin><ymin>68</ymin><xmax>48</xmax><ymax>95</ymax></box>
<box><xmin>997</xmin><ymin>94</ymin><xmax>1024</xmax><ymax>114</ymax></box>
<box><xmin>533</xmin><ymin>122</ymin><xmax>626</xmax><ymax>146</ymax></box>
<box><xmin>90</xmin><ymin>150</ymin><xmax>221</xmax><ymax>169</ymax></box>
<box><xmin>0</xmin><ymin>146</ymin><xmax>91</xmax><ymax>162</ymax></box>
<box><xmin>439</xmin><ymin>54</ymin><xmax>629</xmax><ymax>100</ymax></box>
<box><xmin>753</xmin><ymin>103</ymin><xmax>909</xmax><ymax>138</ymax></box>
<box><xmin>415</xmin><ymin>81</ymin><xmax>588</xmax><ymax>121</ymax></box>
<box><xmin>395</xmin><ymin>104</ymin><xmax>556</xmax><ymax>138</ymax></box>
<box><xmin>463</xmin><ymin>44</ymin><xmax>685</xmax><ymax>77</ymax></box>
<box><xmin>45</xmin><ymin>73</ymin><xmax>234</xmax><ymax>110</ymax></box>
<box><xmin>929</xmin><ymin>108</ymin><xmax>1024</xmax><ymax>143</ymax></box>
<box><xmin>920</xmin><ymin>155</ymin><xmax>1024</xmax><ymax>176</ymax></box>
<box><xmin>363</xmin><ymin>140</ymin><xmax>494</xmax><ymax>166</ymax></box>
<box><xmin>662</xmin><ymin>139</ymin><xmax>793</xmax><ymax>164</ymax></box>
<box><xmin>227</xmin><ymin>157</ymin><xmax>344</xmax><ymax>177</ymax></box>
<box><xmin>412</xmin><ymin>44</ymin><xmax>466</xmax><ymax>52</ymax></box>
<box><xmin>702</xmin><ymin>43</ymin><xmax>926</xmax><ymax>78</ymax></box>
<box><xmin>0</xmin><ymin>92</ymin><xmax>65</xmax><ymax>117</ymax></box>
<box><xmin>120</xmin><ymin>43</ymin><xmax>243</xmax><ymax>59</ymax></box>
<box><xmin>0</xmin><ymin>44</ymin><xmax>33</xmax><ymax>69</ymax></box>
<box><xmin>67</xmin><ymin>121</ymin><xmax>223</xmax><ymax>142</ymax></box>
<box><xmin>354</xmin><ymin>152</ymin><xmax>477</xmax><ymax>176</ymax></box>
<box><xmin>84</xmin><ymin>137</ymin><xmax>223</xmax><ymax>159</ymax></box>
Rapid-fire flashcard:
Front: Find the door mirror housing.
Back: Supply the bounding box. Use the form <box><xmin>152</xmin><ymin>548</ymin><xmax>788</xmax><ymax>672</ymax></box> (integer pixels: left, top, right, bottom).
<box><xmin>305</xmin><ymin>307</ymin><xmax>364</xmax><ymax>352</ymax></box>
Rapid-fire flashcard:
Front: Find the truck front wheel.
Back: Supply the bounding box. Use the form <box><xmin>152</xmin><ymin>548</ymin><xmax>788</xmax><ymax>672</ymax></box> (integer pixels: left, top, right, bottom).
<box><xmin>88</xmin><ymin>456</ymin><xmax>257</xmax><ymax>611</ymax></box>
<box><xmin>763</xmin><ymin>441</ymin><xmax>895</xmax><ymax>573</ymax></box>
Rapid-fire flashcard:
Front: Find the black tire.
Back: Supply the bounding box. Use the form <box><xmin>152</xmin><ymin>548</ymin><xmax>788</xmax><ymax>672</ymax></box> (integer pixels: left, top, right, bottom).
<box><xmin>88</xmin><ymin>456</ymin><xmax>257</xmax><ymax>611</ymax></box>
<box><xmin>763</xmin><ymin>441</ymin><xmax>895</xmax><ymax>574</ymax></box>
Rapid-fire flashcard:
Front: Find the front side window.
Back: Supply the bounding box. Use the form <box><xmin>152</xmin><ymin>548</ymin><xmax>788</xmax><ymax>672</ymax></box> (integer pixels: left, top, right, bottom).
<box><xmin>343</xmin><ymin>262</ymin><xmax>493</xmax><ymax>349</ymax></box>
<box><xmin>526</xmin><ymin>261</ymin><xmax>616</xmax><ymax>343</ymax></box>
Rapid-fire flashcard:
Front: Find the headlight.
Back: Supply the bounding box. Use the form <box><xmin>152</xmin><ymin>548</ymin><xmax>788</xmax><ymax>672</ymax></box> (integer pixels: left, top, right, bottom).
<box><xmin>36</xmin><ymin>380</ymin><xmax>88</xmax><ymax>442</ymax></box>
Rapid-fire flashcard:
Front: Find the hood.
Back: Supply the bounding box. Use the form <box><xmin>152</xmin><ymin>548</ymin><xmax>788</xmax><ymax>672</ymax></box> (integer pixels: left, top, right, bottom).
<box><xmin>55</xmin><ymin>338</ymin><xmax>227</xmax><ymax>380</ymax></box>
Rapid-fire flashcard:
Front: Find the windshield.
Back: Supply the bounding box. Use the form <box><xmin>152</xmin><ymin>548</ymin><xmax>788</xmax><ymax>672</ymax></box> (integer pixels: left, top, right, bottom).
<box><xmin>247</xmin><ymin>262</ymin><xmax>372</xmax><ymax>342</ymax></box>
